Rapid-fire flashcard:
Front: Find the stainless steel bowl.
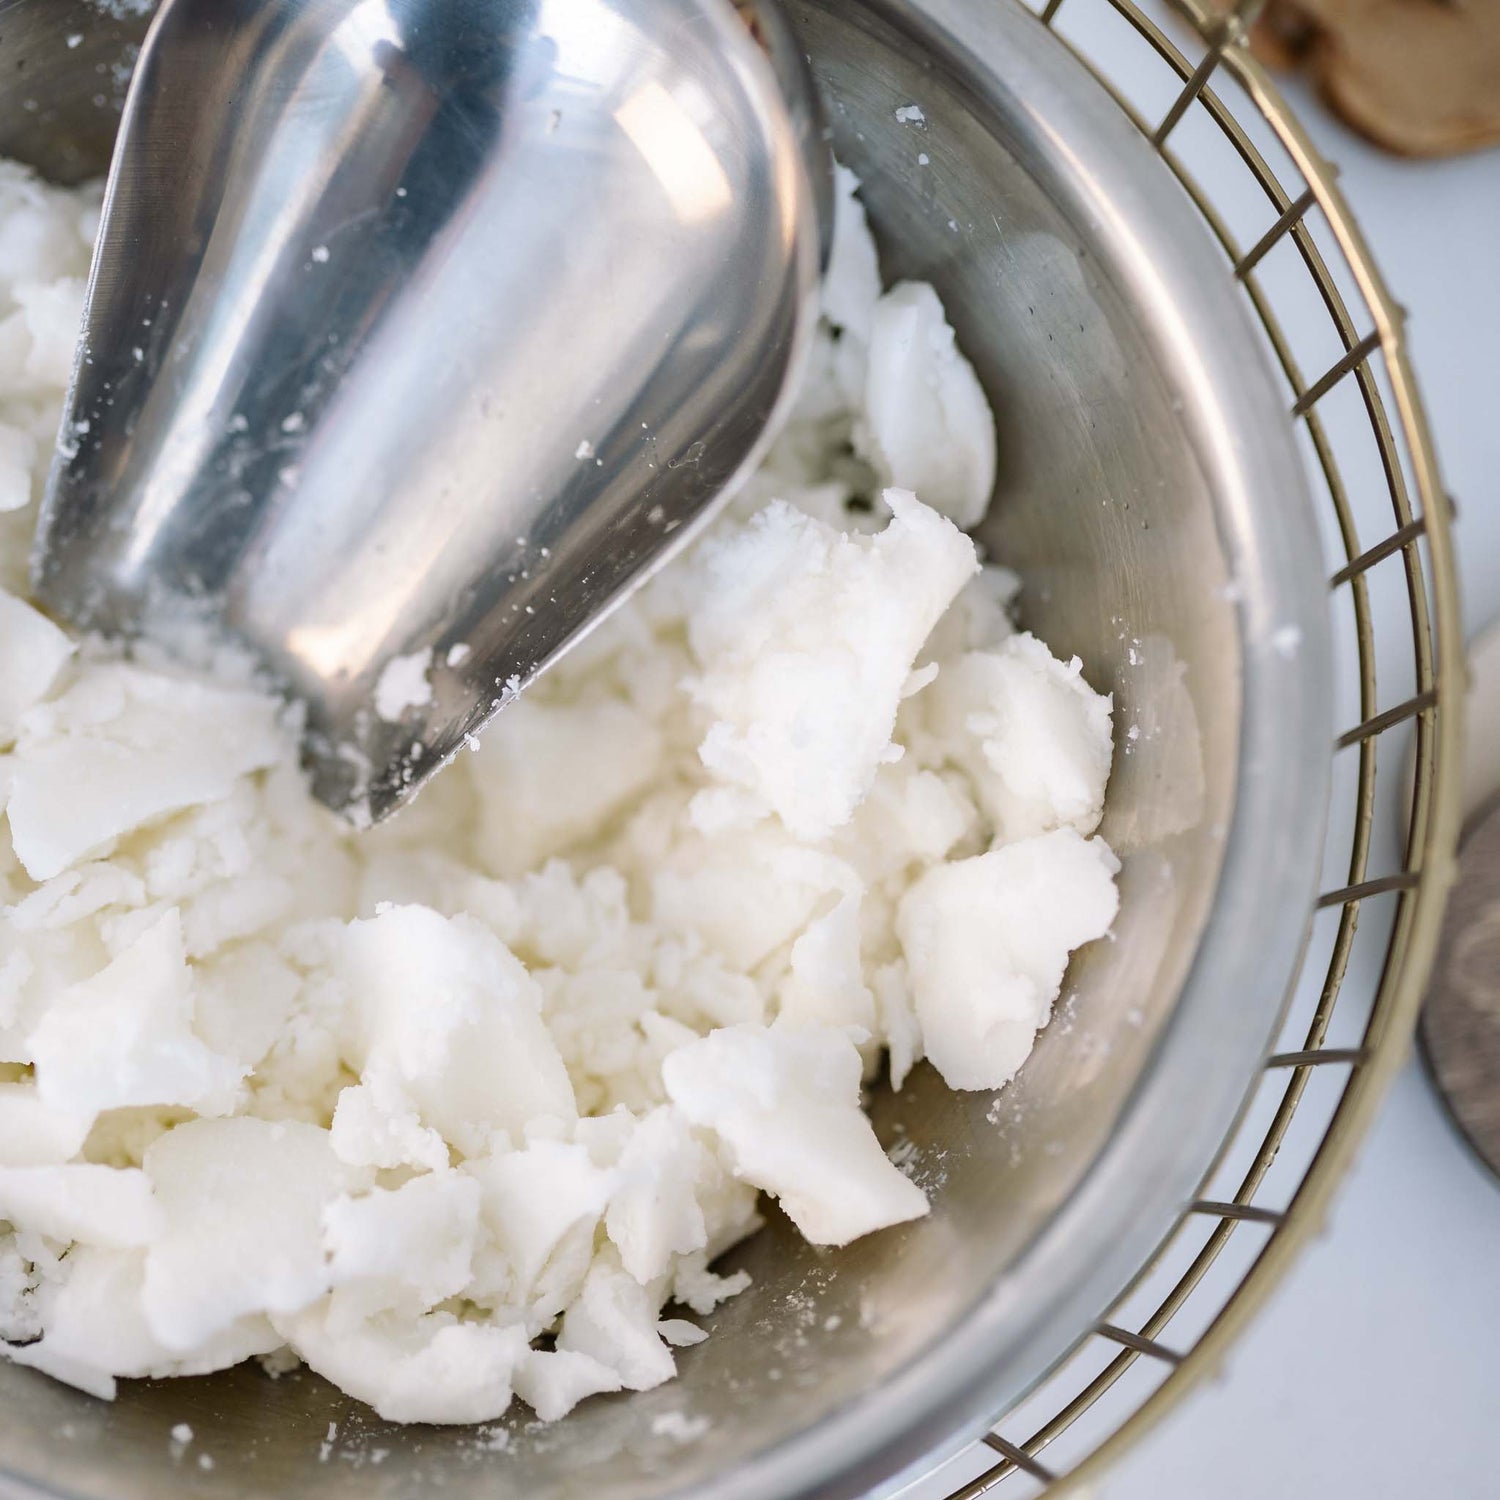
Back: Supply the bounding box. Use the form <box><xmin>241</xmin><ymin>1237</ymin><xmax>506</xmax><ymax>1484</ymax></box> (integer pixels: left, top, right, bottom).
<box><xmin>0</xmin><ymin>1</ymin><xmax>1330</xmax><ymax>1497</ymax></box>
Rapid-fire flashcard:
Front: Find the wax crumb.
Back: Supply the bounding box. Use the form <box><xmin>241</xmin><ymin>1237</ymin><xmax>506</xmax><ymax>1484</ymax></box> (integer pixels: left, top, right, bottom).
<box><xmin>374</xmin><ymin>648</ymin><xmax>433</xmax><ymax>720</ymax></box>
<box><xmin>652</xmin><ymin>1410</ymin><xmax>710</xmax><ymax>1442</ymax></box>
<box><xmin>1270</xmin><ymin>624</ymin><xmax>1303</xmax><ymax>658</ymax></box>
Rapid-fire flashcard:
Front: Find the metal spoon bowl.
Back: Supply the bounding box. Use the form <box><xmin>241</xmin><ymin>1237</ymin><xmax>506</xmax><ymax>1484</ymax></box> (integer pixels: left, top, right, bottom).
<box><xmin>31</xmin><ymin>0</ymin><xmax>826</xmax><ymax>823</ymax></box>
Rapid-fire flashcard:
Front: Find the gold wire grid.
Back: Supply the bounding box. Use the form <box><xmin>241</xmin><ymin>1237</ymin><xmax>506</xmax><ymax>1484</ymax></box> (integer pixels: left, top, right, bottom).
<box><xmin>936</xmin><ymin>0</ymin><xmax>1465</xmax><ymax>1493</ymax></box>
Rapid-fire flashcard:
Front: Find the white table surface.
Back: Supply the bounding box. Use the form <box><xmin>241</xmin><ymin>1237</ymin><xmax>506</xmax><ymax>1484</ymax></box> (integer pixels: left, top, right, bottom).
<box><xmin>902</xmin><ymin>57</ymin><xmax>1500</xmax><ymax>1500</ymax></box>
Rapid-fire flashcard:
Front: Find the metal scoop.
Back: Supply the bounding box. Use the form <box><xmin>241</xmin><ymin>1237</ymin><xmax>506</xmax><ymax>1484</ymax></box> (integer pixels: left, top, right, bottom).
<box><xmin>31</xmin><ymin>0</ymin><xmax>827</xmax><ymax>824</ymax></box>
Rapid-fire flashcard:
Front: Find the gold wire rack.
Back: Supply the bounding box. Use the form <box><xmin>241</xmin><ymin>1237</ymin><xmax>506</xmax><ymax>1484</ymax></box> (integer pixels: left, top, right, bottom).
<box><xmin>929</xmin><ymin>0</ymin><xmax>1465</xmax><ymax>1493</ymax></box>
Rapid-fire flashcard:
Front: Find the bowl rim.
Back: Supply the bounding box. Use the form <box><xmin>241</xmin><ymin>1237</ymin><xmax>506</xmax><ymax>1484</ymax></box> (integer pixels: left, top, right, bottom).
<box><xmin>685</xmin><ymin>2</ymin><xmax>1333</xmax><ymax>1495</ymax></box>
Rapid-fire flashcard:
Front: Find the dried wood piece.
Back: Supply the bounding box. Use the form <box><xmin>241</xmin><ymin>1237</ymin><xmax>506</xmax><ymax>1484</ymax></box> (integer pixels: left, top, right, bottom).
<box><xmin>1220</xmin><ymin>0</ymin><xmax>1500</xmax><ymax>157</ymax></box>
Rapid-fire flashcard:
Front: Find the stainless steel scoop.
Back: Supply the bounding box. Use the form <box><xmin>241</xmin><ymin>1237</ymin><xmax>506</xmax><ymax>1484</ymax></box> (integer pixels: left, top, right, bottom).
<box><xmin>30</xmin><ymin>0</ymin><xmax>827</xmax><ymax>824</ymax></box>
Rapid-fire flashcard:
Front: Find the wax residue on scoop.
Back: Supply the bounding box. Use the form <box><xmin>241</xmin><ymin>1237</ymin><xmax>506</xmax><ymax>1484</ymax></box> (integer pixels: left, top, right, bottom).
<box><xmin>373</xmin><ymin>648</ymin><xmax>434</xmax><ymax>721</ymax></box>
<box><xmin>0</xmin><ymin>159</ymin><xmax>1116</xmax><ymax>1425</ymax></box>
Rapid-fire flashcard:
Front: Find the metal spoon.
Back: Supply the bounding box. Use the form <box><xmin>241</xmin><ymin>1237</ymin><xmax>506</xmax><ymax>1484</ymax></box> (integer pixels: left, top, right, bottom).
<box><xmin>31</xmin><ymin>0</ymin><xmax>827</xmax><ymax>825</ymax></box>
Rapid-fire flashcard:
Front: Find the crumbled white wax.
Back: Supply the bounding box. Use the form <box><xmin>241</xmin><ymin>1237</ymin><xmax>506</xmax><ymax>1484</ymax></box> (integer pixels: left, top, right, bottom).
<box><xmin>862</xmin><ymin>284</ymin><xmax>998</xmax><ymax>531</ymax></box>
<box><xmin>0</xmin><ymin>161</ymin><xmax>1116</xmax><ymax>1425</ymax></box>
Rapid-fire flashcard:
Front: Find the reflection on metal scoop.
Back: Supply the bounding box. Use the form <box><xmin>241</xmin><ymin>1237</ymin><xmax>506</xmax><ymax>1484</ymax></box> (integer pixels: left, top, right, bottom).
<box><xmin>31</xmin><ymin>0</ymin><xmax>827</xmax><ymax>824</ymax></box>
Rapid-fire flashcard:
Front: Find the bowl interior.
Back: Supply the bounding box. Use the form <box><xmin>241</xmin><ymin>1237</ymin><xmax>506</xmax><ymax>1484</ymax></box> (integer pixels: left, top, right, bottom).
<box><xmin>0</xmin><ymin>2</ymin><xmax>1329</xmax><ymax>1497</ymax></box>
